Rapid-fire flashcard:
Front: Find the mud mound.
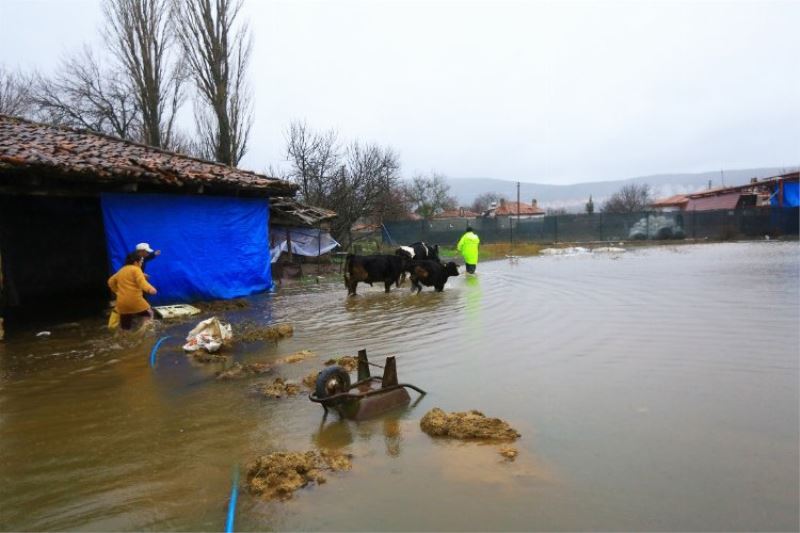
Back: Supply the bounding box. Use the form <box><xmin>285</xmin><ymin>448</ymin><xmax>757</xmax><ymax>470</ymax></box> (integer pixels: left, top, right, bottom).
<box><xmin>276</xmin><ymin>350</ymin><xmax>315</xmax><ymax>364</ymax></box>
<box><xmin>420</xmin><ymin>408</ymin><xmax>520</xmax><ymax>440</ymax></box>
<box><xmin>246</xmin><ymin>450</ymin><xmax>353</xmax><ymax>500</ymax></box>
<box><xmin>238</xmin><ymin>322</ymin><xmax>294</xmax><ymax>343</ymax></box>
<box><xmin>262</xmin><ymin>378</ymin><xmax>302</xmax><ymax>398</ymax></box>
<box><xmin>216</xmin><ymin>362</ymin><xmax>274</xmax><ymax>380</ymax></box>
<box><xmin>324</xmin><ymin>355</ymin><xmax>357</xmax><ymax>372</ymax></box>
<box><xmin>195</xmin><ymin>299</ymin><xmax>250</xmax><ymax>312</ymax></box>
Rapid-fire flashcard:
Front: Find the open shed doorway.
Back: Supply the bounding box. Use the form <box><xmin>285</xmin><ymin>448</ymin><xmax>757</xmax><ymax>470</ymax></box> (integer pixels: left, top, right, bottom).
<box><xmin>0</xmin><ymin>195</ymin><xmax>110</xmax><ymax>331</ymax></box>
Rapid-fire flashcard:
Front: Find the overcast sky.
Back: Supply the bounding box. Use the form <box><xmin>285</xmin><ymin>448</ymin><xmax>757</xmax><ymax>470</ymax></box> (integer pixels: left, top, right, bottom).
<box><xmin>1</xmin><ymin>0</ymin><xmax>798</xmax><ymax>184</ymax></box>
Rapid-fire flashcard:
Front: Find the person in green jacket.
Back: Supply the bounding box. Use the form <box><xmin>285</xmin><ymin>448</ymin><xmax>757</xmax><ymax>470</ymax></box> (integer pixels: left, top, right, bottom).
<box><xmin>457</xmin><ymin>226</ymin><xmax>480</xmax><ymax>274</ymax></box>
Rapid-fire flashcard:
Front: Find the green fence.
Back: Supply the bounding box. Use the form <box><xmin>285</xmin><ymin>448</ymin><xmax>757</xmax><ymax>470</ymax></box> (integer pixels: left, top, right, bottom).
<box><xmin>382</xmin><ymin>207</ymin><xmax>799</xmax><ymax>246</ymax></box>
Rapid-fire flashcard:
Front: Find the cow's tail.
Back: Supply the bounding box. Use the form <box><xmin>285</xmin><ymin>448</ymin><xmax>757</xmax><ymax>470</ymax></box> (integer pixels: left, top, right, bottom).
<box><xmin>343</xmin><ymin>253</ymin><xmax>354</xmax><ymax>287</ymax></box>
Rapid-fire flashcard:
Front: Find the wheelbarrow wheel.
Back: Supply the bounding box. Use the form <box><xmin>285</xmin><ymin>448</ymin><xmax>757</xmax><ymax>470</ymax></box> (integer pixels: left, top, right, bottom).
<box><xmin>315</xmin><ymin>366</ymin><xmax>351</xmax><ymax>399</ymax></box>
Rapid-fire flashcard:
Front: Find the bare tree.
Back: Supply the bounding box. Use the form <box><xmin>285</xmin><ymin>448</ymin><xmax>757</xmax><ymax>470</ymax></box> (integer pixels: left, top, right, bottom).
<box><xmin>286</xmin><ymin>121</ymin><xmax>340</xmax><ymax>203</ymax></box>
<box><xmin>471</xmin><ymin>191</ymin><xmax>507</xmax><ymax>213</ymax></box>
<box><xmin>602</xmin><ymin>183</ymin><xmax>653</xmax><ymax>213</ymax></box>
<box><xmin>405</xmin><ymin>172</ymin><xmax>457</xmax><ymax>219</ymax></box>
<box><xmin>0</xmin><ymin>65</ymin><xmax>33</xmax><ymax>117</ymax></box>
<box><xmin>30</xmin><ymin>48</ymin><xmax>141</xmax><ymax>139</ymax></box>
<box><xmin>330</xmin><ymin>141</ymin><xmax>401</xmax><ymax>245</ymax></box>
<box><xmin>284</xmin><ymin>122</ymin><xmax>402</xmax><ymax>246</ymax></box>
<box><xmin>103</xmin><ymin>0</ymin><xmax>184</xmax><ymax>149</ymax></box>
<box><xmin>173</xmin><ymin>0</ymin><xmax>252</xmax><ymax>165</ymax></box>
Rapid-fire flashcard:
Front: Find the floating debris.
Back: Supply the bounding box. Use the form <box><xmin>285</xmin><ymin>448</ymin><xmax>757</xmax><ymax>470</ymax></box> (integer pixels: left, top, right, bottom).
<box><xmin>593</xmin><ymin>246</ymin><xmax>626</xmax><ymax>253</ymax></box>
<box><xmin>194</xmin><ymin>298</ymin><xmax>250</xmax><ymax>312</ymax></box>
<box><xmin>262</xmin><ymin>378</ymin><xmax>302</xmax><ymax>398</ymax></box>
<box><xmin>216</xmin><ymin>362</ymin><xmax>274</xmax><ymax>380</ymax></box>
<box><xmin>276</xmin><ymin>350</ymin><xmax>315</xmax><ymax>364</ymax></box>
<box><xmin>499</xmin><ymin>446</ymin><xmax>519</xmax><ymax>461</ymax></box>
<box><xmin>539</xmin><ymin>247</ymin><xmax>590</xmax><ymax>256</ymax></box>
<box><xmin>238</xmin><ymin>322</ymin><xmax>294</xmax><ymax>343</ymax></box>
<box><xmin>246</xmin><ymin>450</ymin><xmax>353</xmax><ymax>501</ymax></box>
<box><xmin>324</xmin><ymin>355</ymin><xmax>357</xmax><ymax>372</ymax></box>
<box><xmin>420</xmin><ymin>408</ymin><xmax>521</xmax><ymax>440</ymax></box>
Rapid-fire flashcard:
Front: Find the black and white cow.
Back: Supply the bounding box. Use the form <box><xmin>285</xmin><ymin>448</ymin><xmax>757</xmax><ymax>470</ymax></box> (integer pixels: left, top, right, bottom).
<box><xmin>344</xmin><ymin>254</ymin><xmax>408</xmax><ymax>296</ymax></box>
<box><xmin>407</xmin><ymin>260</ymin><xmax>460</xmax><ymax>293</ymax></box>
<box><xmin>395</xmin><ymin>241</ymin><xmax>440</xmax><ymax>262</ymax></box>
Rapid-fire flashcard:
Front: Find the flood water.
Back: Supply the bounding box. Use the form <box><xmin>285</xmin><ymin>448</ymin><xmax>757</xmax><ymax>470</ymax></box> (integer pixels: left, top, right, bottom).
<box><xmin>1</xmin><ymin>242</ymin><xmax>798</xmax><ymax>531</ymax></box>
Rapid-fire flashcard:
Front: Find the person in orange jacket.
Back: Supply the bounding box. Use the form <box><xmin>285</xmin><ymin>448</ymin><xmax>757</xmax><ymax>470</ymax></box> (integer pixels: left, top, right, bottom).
<box><xmin>108</xmin><ymin>252</ymin><xmax>157</xmax><ymax>331</ymax></box>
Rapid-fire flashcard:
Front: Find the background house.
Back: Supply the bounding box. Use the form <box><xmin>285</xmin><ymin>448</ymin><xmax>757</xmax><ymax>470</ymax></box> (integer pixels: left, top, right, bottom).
<box><xmin>482</xmin><ymin>198</ymin><xmax>546</xmax><ymax>219</ymax></box>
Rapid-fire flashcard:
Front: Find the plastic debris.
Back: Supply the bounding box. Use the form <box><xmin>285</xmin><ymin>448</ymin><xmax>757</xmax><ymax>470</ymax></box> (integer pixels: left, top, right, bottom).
<box><xmin>36</xmin><ymin>331</ymin><xmax>51</xmax><ymax>337</ymax></box>
<box><xmin>182</xmin><ymin>317</ymin><xmax>232</xmax><ymax>353</ymax></box>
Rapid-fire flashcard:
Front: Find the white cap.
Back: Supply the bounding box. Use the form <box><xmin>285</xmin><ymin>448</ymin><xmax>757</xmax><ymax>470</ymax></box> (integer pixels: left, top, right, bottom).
<box><xmin>136</xmin><ymin>242</ymin><xmax>154</xmax><ymax>253</ymax></box>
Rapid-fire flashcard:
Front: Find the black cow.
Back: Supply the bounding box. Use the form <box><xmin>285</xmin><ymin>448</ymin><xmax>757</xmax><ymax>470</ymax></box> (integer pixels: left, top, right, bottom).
<box><xmin>395</xmin><ymin>241</ymin><xmax>440</xmax><ymax>262</ymax></box>
<box><xmin>344</xmin><ymin>254</ymin><xmax>408</xmax><ymax>296</ymax></box>
<box><xmin>407</xmin><ymin>260</ymin><xmax>460</xmax><ymax>293</ymax></box>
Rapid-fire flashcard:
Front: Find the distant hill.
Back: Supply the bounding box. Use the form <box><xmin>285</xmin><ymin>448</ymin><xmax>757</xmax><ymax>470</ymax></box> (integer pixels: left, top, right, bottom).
<box><xmin>444</xmin><ymin>167</ymin><xmax>798</xmax><ymax>212</ymax></box>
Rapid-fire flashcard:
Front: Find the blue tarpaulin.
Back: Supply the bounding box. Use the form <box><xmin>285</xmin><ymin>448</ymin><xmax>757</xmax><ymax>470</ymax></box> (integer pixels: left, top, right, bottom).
<box><xmin>101</xmin><ymin>193</ymin><xmax>271</xmax><ymax>304</ymax></box>
<box><xmin>771</xmin><ymin>182</ymin><xmax>799</xmax><ymax>207</ymax></box>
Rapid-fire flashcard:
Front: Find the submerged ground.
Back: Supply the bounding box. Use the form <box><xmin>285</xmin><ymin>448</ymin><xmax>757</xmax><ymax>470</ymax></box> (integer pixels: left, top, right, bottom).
<box><xmin>1</xmin><ymin>242</ymin><xmax>798</xmax><ymax>531</ymax></box>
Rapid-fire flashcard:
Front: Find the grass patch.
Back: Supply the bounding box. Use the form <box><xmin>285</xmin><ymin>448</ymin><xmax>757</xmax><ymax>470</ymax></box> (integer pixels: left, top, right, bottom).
<box><xmin>439</xmin><ymin>242</ymin><xmax>543</xmax><ymax>260</ymax></box>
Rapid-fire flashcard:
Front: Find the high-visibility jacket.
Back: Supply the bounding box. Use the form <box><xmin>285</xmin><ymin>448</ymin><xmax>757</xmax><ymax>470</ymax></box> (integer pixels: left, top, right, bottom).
<box><xmin>457</xmin><ymin>231</ymin><xmax>480</xmax><ymax>264</ymax></box>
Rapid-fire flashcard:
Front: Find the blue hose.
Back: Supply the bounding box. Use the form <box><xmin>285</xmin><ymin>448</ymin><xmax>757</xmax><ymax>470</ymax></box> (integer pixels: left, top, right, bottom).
<box><xmin>149</xmin><ymin>336</ymin><xmax>171</xmax><ymax>368</ymax></box>
<box><xmin>226</xmin><ymin>467</ymin><xmax>240</xmax><ymax>533</ymax></box>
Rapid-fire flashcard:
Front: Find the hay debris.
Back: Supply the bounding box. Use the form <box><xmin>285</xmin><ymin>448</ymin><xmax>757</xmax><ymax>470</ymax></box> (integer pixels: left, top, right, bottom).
<box><xmin>302</xmin><ymin>371</ymin><xmax>320</xmax><ymax>389</ymax></box>
<box><xmin>324</xmin><ymin>355</ymin><xmax>357</xmax><ymax>372</ymax></box>
<box><xmin>216</xmin><ymin>362</ymin><xmax>274</xmax><ymax>380</ymax></box>
<box><xmin>499</xmin><ymin>446</ymin><xmax>519</xmax><ymax>461</ymax></box>
<box><xmin>192</xmin><ymin>352</ymin><xmax>228</xmax><ymax>363</ymax></box>
<box><xmin>420</xmin><ymin>408</ymin><xmax>520</xmax><ymax>441</ymax></box>
<box><xmin>238</xmin><ymin>322</ymin><xmax>294</xmax><ymax>343</ymax></box>
<box><xmin>246</xmin><ymin>450</ymin><xmax>353</xmax><ymax>500</ymax></box>
<box><xmin>262</xmin><ymin>378</ymin><xmax>302</xmax><ymax>398</ymax></box>
<box><xmin>276</xmin><ymin>350</ymin><xmax>315</xmax><ymax>364</ymax></box>
<box><xmin>194</xmin><ymin>298</ymin><xmax>250</xmax><ymax>312</ymax></box>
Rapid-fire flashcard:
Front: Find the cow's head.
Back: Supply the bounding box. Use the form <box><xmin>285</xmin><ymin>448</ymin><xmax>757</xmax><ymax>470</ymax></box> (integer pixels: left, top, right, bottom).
<box><xmin>445</xmin><ymin>261</ymin><xmax>460</xmax><ymax>277</ymax></box>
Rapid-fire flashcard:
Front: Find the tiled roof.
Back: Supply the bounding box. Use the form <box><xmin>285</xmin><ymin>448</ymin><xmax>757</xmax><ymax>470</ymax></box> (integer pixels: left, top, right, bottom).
<box><xmin>0</xmin><ymin>114</ymin><xmax>297</xmax><ymax>195</ymax></box>
<box><xmin>651</xmin><ymin>194</ymin><xmax>689</xmax><ymax>207</ymax></box>
<box><xmin>493</xmin><ymin>201</ymin><xmax>545</xmax><ymax>215</ymax></box>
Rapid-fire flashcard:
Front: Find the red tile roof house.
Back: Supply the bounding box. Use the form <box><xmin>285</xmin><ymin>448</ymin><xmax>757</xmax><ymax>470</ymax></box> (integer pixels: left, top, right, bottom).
<box><xmin>483</xmin><ymin>198</ymin><xmax>546</xmax><ymax>219</ymax></box>
<box><xmin>0</xmin><ymin>114</ymin><xmax>300</xmax><ymax>339</ymax></box>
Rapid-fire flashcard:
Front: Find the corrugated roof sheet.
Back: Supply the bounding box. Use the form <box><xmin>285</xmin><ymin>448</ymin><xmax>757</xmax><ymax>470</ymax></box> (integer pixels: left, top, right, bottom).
<box><xmin>686</xmin><ymin>192</ymin><xmax>742</xmax><ymax>211</ymax></box>
<box><xmin>269</xmin><ymin>196</ymin><xmax>336</xmax><ymax>226</ymax></box>
<box><xmin>0</xmin><ymin>114</ymin><xmax>297</xmax><ymax>195</ymax></box>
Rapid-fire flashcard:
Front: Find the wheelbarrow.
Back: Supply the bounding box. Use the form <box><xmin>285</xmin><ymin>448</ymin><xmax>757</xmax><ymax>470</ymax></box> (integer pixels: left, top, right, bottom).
<box><xmin>309</xmin><ymin>349</ymin><xmax>426</xmax><ymax>420</ymax></box>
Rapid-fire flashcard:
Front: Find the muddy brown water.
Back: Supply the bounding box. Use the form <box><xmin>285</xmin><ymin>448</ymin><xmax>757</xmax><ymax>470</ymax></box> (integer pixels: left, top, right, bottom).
<box><xmin>1</xmin><ymin>242</ymin><xmax>797</xmax><ymax>531</ymax></box>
